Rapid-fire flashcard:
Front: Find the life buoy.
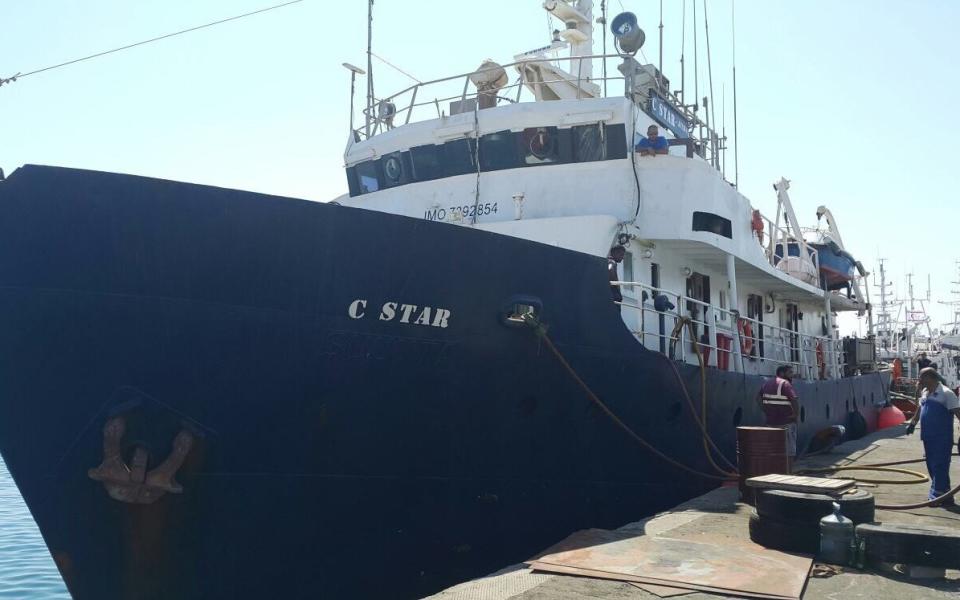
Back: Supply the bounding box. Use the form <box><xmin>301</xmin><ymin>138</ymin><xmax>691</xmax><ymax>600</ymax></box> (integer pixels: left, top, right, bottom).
<box><xmin>816</xmin><ymin>340</ymin><xmax>826</xmax><ymax>380</ymax></box>
<box><xmin>751</xmin><ymin>210</ymin><xmax>764</xmax><ymax>241</ymax></box>
<box><xmin>738</xmin><ymin>318</ymin><xmax>754</xmax><ymax>356</ymax></box>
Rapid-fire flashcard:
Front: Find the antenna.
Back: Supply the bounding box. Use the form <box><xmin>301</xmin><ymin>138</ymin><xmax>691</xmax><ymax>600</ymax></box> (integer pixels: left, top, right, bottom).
<box><xmin>365</xmin><ymin>0</ymin><xmax>375</xmax><ymax>139</ymax></box>
<box><xmin>600</xmin><ymin>0</ymin><xmax>608</xmax><ymax>97</ymax></box>
<box><xmin>658</xmin><ymin>0</ymin><xmax>664</xmax><ymax>78</ymax></box>
<box><xmin>732</xmin><ymin>0</ymin><xmax>739</xmax><ymax>187</ymax></box>
<box><xmin>703</xmin><ymin>0</ymin><xmax>717</xmax><ymax>168</ymax></box>
<box><xmin>680</xmin><ymin>0</ymin><xmax>686</xmax><ymax>106</ymax></box>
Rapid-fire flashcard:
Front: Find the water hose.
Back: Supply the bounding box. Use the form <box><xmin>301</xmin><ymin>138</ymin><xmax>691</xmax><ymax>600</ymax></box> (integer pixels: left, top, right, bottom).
<box><xmin>796</xmin><ymin>464</ymin><xmax>929</xmax><ymax>485</ymax></box>
<box><xmin>522</xmin><ymin>313</ymin><xmax>734</xmax><ymax>482</ymax></box>
<box><xmin>799</xmin><ymin>457</ymin><xmax>960</xmax><ymax>510</ymax></box>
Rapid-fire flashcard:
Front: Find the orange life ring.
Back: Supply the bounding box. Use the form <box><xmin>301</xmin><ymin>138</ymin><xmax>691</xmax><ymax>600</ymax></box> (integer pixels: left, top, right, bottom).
<box><xmin>816</xmin><ymin>341</ymin><xmax>826</xmax><ymax>379</ymax></box>
<box><xmin>738</xmin><ymin>319</ymin><xmax>754</xmax><ymax>355</ymax></box>
<box><xmin>751</xmin><ymin>210</ymin><xmax>764</xmax><ymax>241</ymax></box>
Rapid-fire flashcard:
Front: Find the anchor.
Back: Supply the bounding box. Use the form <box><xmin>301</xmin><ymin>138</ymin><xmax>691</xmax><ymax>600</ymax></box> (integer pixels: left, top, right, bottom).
<box><xmin>88</xmin><ymin>416</ymin><xmax>194</xmax><ymax>504</ymax></box>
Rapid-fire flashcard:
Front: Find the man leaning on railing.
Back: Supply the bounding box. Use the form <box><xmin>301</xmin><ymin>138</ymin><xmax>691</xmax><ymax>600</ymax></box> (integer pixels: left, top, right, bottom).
<box><xmin>635</xmin><ymin>125</ymin><xmax>668</xmax><ymax>156</ymax></box>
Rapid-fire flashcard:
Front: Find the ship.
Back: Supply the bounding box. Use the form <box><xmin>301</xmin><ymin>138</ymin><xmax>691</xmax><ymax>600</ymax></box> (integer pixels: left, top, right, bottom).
<box><xmin>0</xmin><ymin>2</ymin><xmax>889</xmax><ymax>598</ymax></box>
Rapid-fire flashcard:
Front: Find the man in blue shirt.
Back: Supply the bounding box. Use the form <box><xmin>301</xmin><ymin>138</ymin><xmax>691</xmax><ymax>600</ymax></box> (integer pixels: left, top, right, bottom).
<box><xmin>636</xmin><ymin>124</ymin><xmax>669</xmax><ymax>156</ymax></box>
<box><xmin>906</xmin><ymin>367</ymin><xmax>960</xmax><ymax>506</ymax></box>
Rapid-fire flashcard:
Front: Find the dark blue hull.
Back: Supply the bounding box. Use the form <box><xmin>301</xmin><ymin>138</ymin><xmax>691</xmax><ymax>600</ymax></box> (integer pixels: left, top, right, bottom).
<box><xmin>0</xmin><ymin>166</ymin><xmax>887</xmax><ymax>599</ymax></box>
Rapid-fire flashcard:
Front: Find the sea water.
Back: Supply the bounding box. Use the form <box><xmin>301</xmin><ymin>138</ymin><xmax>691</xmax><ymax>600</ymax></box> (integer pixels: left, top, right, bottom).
<box><xmin>0</xmin><ymin>458</ymin><xmax>69</xmax><ymax>598</ymax></box>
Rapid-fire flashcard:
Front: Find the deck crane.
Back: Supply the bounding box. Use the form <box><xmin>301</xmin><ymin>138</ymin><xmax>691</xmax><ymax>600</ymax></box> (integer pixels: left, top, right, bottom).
<box><xmin>816</xmin><ymin>204</ymin><xmax>872</xmax><ymax>331</ymax></box>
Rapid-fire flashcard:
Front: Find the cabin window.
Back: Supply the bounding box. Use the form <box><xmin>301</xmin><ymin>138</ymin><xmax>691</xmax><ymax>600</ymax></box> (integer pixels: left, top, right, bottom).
<box><xmin>442</xmin><ymin>138</ymin><xmax>478</xmax><ymax>177</ymax></box>
<box><xmin>605</xmin><ymin>124</ymin><xmax>628</xmax><ymax>159</ymax></box>
<box><xmin>354</xmin><ymin>160</ymin><xmax>381</xmax><ymax>194</ymax></box>
<box><xmin>410</xmin><ymin>145</ymin><xmax>444</xmax><ymax>181</ymax></box>
<box><xmin>520</xmin><ymin>127</ymin><xmax>570</xmax><ymax>166</ymax></box>
<box><xmin>345</xmin><ymin>124</ymin><xmax>629</xmax><ymax>197</ymax></box>
<box><xmin>573</xmin><ymin>124</ymin><xmax>604</xmax><ymax>162</ymax></box>
<box><xmin>345</xmin><ymin>166</ymin><xmax>360</xmax><ymax>196</ymax></box>
<box><xmin>692</xmin><ymin>212</ymin><xmax>732</xmax><ymax>239</ymax></box>
<box><xmin>480</xmin><ymin>130</ymin><xmax>520</xmax><ymax>171</ymax></box>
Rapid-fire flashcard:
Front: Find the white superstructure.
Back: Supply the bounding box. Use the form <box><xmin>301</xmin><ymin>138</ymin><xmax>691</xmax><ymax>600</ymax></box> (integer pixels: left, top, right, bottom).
<box><xmin>337</xmin><ymin>1</ymin><xmax>874</xmax><ymax>381</ymax></box>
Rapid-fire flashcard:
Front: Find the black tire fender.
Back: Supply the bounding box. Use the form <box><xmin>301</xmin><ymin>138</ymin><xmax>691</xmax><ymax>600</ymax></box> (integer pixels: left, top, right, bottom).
<box><xmin>857</xmin><ymin>523</ymin><xmax>960</xmax><ymax>569</ymax></box>
<box><xmin>748</xmin><ymin>512</ymin><xmax>819</xmax><ymax>554</ymax></box>
<box><xmin>756</xmin><ymin>488</ymin><xmax>875</xmax><ymax>525</ymax></box>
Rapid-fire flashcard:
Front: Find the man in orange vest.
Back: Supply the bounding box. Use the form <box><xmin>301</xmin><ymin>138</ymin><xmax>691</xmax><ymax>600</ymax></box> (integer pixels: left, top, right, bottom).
<box><xmin>757</xmin><ymin>365</ymin><xmax>800</xmax><ymax>471</ymax></box>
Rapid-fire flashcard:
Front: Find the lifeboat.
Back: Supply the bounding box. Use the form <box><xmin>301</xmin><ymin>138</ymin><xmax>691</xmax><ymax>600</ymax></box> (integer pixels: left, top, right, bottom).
<box><xmin>809</xmin><ymin>240</ymin><xmax>857</xmax><ymax>291</ymax></box>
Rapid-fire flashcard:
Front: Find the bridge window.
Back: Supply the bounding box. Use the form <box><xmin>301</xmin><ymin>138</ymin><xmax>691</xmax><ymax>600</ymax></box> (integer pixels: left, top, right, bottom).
<box><xmin>573</xmin><ymin>124</ymin><xmax>604</xmax><ymax>162</ymax></box>
<box><xmin>354</xmin><ymin>160</ymin><xmax>381</xmax><ymax>194</ymax></box>
<box><xmin>410</xmin><ymin>145</ymin><xmax>444</xmax><ymax>181</ymax></box>
<box><xmin>692</xmin><ymin>211</ymin><xmax>732</xmax><ymax>239</ymax></box>
<box><xmin>442</xmin><ymin>138</ymin><xmax>478</xmax><ymax>177</ymax></box>
<box><xmin>345</xmin><ymin>124</ymin><xmax>629</xmax><ymax>197</ymax></box>
<box><xmin>480</xmin><ymin>130</ymin><xmax>520</xmax><ymax>171</ymax></box>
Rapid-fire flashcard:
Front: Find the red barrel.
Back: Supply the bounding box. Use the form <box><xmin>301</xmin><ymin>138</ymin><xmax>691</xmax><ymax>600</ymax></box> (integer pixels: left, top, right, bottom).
<box><xmin>737</xmin><ymin>426</ymin><xmax>789</xmax><ymax>505</ymax></box>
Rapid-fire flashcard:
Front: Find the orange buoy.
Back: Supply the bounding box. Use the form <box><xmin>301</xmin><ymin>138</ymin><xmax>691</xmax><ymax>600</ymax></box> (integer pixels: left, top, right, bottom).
<box><xmin>877</xmin><ymin>405</ymin><xmax>906</xmax><ymax>430</ymax></box>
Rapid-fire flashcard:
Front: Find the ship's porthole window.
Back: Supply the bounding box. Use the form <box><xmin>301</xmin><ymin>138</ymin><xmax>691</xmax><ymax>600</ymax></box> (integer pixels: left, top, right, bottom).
<box><xmin>504</xmin><ymin>303</ymin><xmax>537</xmax><ymax>325</ymax></box>
<box><xmin>733</xmin><ymin>407</ymin><xmax>743</xmax><ymax>428</ymax></box>
<box><xmin>800</xmin><ymin>406</ymin><xmax>806</xmax><ymax>423</ymax></box>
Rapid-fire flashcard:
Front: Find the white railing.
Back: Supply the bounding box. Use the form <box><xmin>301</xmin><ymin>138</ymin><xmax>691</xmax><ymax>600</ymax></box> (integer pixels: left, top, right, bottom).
<box><xmin>751</xmin><ymin>211</ymin><xmax>821</xmax><ymax>283</ymax></box>
<box><xmin>353</xmin><ymin>53</ymin><xmax>723</xmax><ymax>166</ymax></box>
<box><xmin>613</xmin><ymin>280</ymin><xmax>845</xmax><ymax>380</ymax></box>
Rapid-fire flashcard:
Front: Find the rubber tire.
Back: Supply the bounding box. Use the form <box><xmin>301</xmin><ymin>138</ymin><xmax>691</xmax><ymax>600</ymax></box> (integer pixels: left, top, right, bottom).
<box><xmin>748</xmin><ymin>512</ymin><xmax>819</xmax><ymax>554</ymax></box>
<box><xmin>858</xmin><ymin>523</ymin><xmax>960</xmax><ymax>569</ymax></box>
<box><xmin>756</xmin><ymin>488</ymin><xmax>875</xmax><ymax>525</ymax></box>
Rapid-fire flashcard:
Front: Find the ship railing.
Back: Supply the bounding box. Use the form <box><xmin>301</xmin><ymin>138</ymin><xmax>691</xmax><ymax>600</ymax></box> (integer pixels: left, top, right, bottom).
<box><xmin>752</xmin><ymin>211</ymin><xmax>822</xmax><ymax>288</ymax></box>
<box><xmin>352</xmin><ymin>53</ymin><xmax>721</xmax><ymax>165</ymax></box>
<box><xmin>613</xmin><ymin>280</ymin><xmax>845</xmax><ymax>380</ymax></box>
<box><xmin>351</xmin><ymin>53</ymin><xmax>623</xmax><ymax>139</ymax></box>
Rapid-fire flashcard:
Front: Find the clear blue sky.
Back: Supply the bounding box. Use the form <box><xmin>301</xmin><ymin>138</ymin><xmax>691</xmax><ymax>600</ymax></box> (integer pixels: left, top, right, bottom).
<box><xmin>3</xmin><ymin>1</ymin><xmax>959</xmax><ymax>331</ymax></box>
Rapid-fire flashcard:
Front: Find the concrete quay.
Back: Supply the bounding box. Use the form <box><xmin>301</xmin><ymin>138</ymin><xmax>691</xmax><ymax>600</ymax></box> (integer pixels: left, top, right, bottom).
<box><xmin>425</xmin><ymin>424</ymin><xmax>960</xmax><ymax>600</ymax></box>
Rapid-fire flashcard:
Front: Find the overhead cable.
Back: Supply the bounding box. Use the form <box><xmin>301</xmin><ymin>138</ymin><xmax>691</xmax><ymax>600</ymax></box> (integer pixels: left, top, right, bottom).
<box><xmin>0</xmin><ymin>0</ymin><xmax>306</xmax><ymax>88</ymax></box>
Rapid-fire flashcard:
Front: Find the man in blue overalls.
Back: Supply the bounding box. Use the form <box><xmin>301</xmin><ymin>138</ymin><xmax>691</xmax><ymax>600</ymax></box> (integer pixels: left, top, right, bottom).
<box><xmin>906</xmin><ymin>367</ymin><xmax>960</xmax><ymax>506</ymax></box>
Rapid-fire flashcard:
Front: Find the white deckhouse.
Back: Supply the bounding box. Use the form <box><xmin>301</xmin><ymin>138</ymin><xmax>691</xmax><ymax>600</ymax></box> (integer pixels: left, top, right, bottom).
<box><xmin>337</xmin><ymin>0</ymin><xmax>873</xmax><ymax>381</ymax></box>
